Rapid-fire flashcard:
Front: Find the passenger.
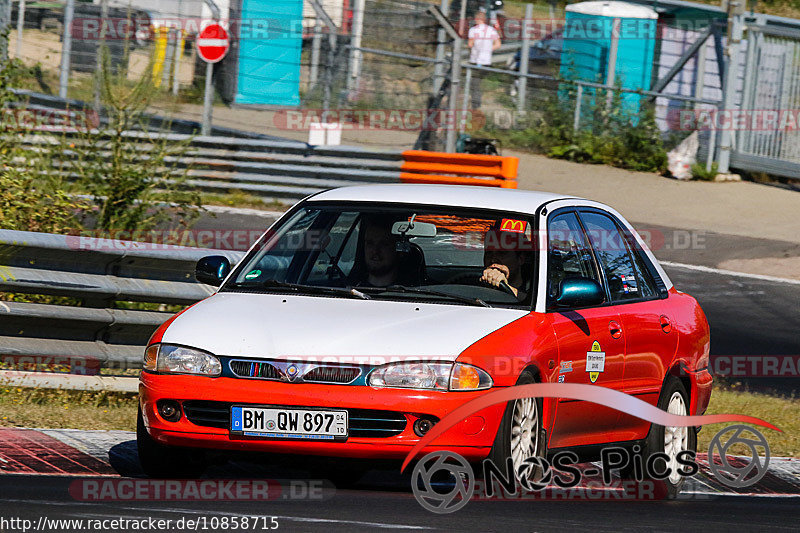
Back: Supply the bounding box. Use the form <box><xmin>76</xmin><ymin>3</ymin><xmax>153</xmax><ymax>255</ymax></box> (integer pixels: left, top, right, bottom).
<box><xmin>480</xmin><ymin>223</ymin><xmax>533</xmax><ymax>299</ymax></box>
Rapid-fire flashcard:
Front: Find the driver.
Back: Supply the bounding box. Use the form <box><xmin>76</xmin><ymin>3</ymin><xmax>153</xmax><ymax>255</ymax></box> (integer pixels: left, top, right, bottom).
<box><xmin>362</xmin><ymin>214</ymin><xmax>402</xmax><ymax>287</ymax></box>
<box><xmin>480</xmin><ymin>221</ymin><xmax>533</xmax><ymax>299</ymax></box>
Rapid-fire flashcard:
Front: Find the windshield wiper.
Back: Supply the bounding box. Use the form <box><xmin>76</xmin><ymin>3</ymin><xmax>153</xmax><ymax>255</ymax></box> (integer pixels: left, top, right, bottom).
<box><xmin>361</xmin><ymin>285</ymin><xmax>490</xmax><ymax>308</ymax></box>
<box><xmin>237</xmin><ymin>279</ymin><xmax>370</xmax><ymax>300</ymax></box>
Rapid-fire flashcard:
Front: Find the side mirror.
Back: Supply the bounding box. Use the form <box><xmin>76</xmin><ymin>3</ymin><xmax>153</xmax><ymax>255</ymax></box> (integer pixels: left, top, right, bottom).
<box><xmin>555</xmin><ymin>278</ymin><xmax>605</xmax><ymax>308</ymax></box>
<box><xmin>196</xmin><ymin>256</ymin><xmax>231</xmax><ymax>286</ymax></box>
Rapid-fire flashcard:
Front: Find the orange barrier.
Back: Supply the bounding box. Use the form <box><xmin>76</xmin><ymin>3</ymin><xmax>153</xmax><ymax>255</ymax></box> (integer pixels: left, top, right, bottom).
<box><xmin>400</xmin><ymin>150</ymin><xmax>519</xmax><ymax>188</ymax></box>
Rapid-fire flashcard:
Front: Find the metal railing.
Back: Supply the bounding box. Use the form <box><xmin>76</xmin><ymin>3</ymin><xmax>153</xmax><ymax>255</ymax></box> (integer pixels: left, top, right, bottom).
<box><xmin>12</xmin><ymin>130</ymin><xmax>405</xmax><ymax>201</ymax></box>
<box><xmin>0</xmin><ymin>229</ymin><xmax>244</xmax><ymax>377</ymax></box>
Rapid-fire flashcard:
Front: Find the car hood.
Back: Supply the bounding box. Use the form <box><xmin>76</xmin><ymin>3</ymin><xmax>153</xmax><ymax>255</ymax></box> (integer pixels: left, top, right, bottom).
<box><xmin>160</xmin><ymin>292</ymin><xmax>527</xmax><ymax>362</ymax></box>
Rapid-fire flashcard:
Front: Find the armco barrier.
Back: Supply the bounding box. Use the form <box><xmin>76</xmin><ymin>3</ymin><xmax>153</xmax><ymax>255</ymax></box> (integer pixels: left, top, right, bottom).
<box><xmin>400</xmin><ymin>150</ymin><xmax>519</xmax><ymax>188</ymax></box>
<box><xmin>16</xmin><ymin>133</ymin><xmax>520</xmax><ymax>199</ymax></box>
<box><xmin>15</xmin><ymin>132</ymin><xmax>405</xmax><ymax>201</ymax></box>
<box><xmin>0</xmin><ymin>229</ymin><xmax>245</xmax><ymax>378</ymax></box>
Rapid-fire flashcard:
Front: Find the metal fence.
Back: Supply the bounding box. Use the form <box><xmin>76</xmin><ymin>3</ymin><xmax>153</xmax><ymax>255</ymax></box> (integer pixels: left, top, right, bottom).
<box><xmin>4</xmin><ymin>0</ymin><xmax>800</xmax><ymax>179</ymax></box>
<box><xmin>731</xmin><ymin>23</ymin><xmax>800</xmax><ymax>179</ymax></box>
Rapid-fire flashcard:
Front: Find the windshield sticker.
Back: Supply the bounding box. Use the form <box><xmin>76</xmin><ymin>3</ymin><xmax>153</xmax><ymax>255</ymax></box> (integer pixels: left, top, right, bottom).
<box><xmin>500</xmin><ymin>219</ymin><xmax>527</xmax><ymax>233</ymax></box>
<box><xmin>587</xmin><ymin>341</ymin><xmax>605</xmax><ymax>383</ymax></box>
<box><xmin>244</xmin><ymin>269</ymin><xmax>262</xmax><ymax>280</ymax></box>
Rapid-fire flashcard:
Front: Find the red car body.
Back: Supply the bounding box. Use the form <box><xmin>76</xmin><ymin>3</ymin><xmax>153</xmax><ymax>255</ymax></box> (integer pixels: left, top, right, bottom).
<box><xmin>139</xmin><ymin>185</ymin><xmax>711</xmax><ymax>468</ymax></box>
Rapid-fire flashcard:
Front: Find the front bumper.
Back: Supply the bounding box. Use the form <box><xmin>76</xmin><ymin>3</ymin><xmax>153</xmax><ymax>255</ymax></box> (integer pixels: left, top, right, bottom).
<box><xmin>139</xmin><ymin>372</ymin><xmax>505</xmax><ymax>461</ymax></box>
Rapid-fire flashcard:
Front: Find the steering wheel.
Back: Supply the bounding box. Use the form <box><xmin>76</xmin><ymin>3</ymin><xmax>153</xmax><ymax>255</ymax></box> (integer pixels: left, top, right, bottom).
<box><xmin>495</xmin><ymin>279</ymin><xmax>518</xmax><ymax>297</ymax></box>
<box><xmin>449</xmin><ymin>272</ymin><xmax>517</xmax><ymax>296</ymax></box>
<box><xmin>447</xmin><ymin>272</ymin><xmax>481</xmax><ymax>286</ymax></box>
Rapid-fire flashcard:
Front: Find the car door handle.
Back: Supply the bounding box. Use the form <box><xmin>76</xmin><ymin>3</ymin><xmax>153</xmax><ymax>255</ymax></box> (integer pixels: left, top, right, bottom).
<box><xmin>609</xmin><ymin>320</ymin><xmax>622</xmax><ymax>339</ymax></box>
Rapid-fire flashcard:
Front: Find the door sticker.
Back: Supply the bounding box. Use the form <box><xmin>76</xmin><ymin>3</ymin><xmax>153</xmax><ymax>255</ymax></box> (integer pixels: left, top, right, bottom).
<box><xmin>559</xmin><ymin>361</ymin><xmax>573</xmax><ymax>373</ymax></box>
<box><xmin>586</xmin><ymin>341</ymin><xmax>605</xmax><ymax>383</ymax></box>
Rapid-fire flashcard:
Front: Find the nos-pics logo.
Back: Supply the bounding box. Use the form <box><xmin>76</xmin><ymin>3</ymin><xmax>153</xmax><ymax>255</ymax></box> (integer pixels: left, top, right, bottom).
<box><xmin>411</xmin><ymin>425</ymin><xmax>771</xmax><ymax>513</ymax></box>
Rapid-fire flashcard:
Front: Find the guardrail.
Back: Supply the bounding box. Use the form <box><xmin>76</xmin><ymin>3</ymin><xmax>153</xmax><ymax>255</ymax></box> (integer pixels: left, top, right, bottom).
<box><xmin>0</xmin><ymin>229</ymin><xmax>245</xmax><ymax>386</ymax></box>
<box><xmin>14</xmin><ymin>130</ymin><xmax>520</xmax><ymax>200</ymax></box>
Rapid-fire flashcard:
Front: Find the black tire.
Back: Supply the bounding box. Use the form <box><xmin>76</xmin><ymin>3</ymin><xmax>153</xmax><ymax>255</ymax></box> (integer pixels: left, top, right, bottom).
<box><xmin>627</xmin><ymin>375</ymin><xmax>696</xmax><ymax>499</ymax></box>
<box><xmin>137</xmin><ymin>407</ymin><xmax>207</xmax><ymax>478</ymax></box>
<box><xmin>487</xmin><ymin>371</ymin><xmax>546</xmax><ymax>481</ymax></box>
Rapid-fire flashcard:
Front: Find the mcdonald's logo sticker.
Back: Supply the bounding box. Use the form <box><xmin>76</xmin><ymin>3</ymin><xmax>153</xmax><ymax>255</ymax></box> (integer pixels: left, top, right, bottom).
<box><xmin>500</xmin><ymin>219</ymin><xmax>527</xmax><ymax>234</ymax></box>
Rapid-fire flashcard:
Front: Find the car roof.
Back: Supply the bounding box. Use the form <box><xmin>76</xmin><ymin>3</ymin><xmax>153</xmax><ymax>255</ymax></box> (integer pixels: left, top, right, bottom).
<box><xmin>306</xmin><ymin>184</ymin><xmax>580</xmax><ymax>215</ymax></box>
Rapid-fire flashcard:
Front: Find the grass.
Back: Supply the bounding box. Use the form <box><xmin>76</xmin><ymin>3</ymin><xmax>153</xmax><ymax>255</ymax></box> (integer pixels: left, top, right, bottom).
<box><xmin>0</xmin><ymin>387</ymin><xmax>138</xmax><ymax>431</ymax></box>
<box><xmin>0</xmin><ymin>384</ymin><xmax>796</xmax><ymax>458</ymax></box>
<box><xmin>697</xmin><ymin>386</ymin><xmax>800</xmax><ymax>458</ymax></box>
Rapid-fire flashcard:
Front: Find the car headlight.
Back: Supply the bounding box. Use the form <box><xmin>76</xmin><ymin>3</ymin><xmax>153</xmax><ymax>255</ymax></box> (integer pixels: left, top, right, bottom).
<box><xmin>368</xmin><ymin>362</ymin><xmax>492</xmax><ymax>391</ymax></box>
<box><xmin>143</xmin><ymin>344</ymin><xmax>222</xmax><ymax>377</ymax></box>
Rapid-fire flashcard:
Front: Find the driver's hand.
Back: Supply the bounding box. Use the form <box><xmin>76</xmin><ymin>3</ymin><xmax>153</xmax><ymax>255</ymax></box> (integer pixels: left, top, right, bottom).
<box><xmin>481</xmin><ymin>264</ymin><xmax>518</xmax><ymax>296</ymax></box>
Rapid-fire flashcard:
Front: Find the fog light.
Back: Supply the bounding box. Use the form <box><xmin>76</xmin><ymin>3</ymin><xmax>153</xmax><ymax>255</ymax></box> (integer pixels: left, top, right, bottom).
<box><xmin>157</xmin><ymin>400</ymin><xmax>182</xmax><ymax>422</ymax></box>
<box><xmin>414</xmin><ymin>417</ymin><xmax>435</xmax><ymax>437</ymax></box>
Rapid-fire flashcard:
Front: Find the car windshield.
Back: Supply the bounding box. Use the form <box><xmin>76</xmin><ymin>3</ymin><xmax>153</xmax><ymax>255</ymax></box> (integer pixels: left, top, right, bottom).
<box><xmin>223</xmin><ymin>204</ymin><xmax>536</xmax><ymax>307</ymax></box>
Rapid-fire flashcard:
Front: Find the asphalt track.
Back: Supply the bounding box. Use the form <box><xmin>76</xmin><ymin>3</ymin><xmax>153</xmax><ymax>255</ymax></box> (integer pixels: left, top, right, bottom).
<box><xmin>1</xmin><ymin>215</ymin><xmax>798</xmax><ymax>531</ymax></box>
<box><xmin>1</xmin><ymin>429</ymin><xmax>799</xmax><ymax>532</ymax></box>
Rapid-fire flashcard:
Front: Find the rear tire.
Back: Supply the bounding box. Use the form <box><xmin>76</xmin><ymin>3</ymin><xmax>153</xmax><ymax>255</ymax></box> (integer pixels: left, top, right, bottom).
<box><xmin>137</xmin><ymin>407</ymin><xmax>207</xmax><ymax>478</ymax></box>
<box><xmin>627</xmin><ymin>376</ymin><xmax>696</xmax><ymax>499</ymax></box>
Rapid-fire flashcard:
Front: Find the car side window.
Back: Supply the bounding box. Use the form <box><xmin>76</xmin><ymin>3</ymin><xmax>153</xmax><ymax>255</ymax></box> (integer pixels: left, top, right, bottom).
<box><xmin>579</xmin><ymin>211</ymin><xmax>645</xmax><ymax>302</ymax></box>
<box><xmin>622</xmin><ymin>231</ymin><xmax>659</xmax><ymax>299</ymax></box>
<box><xmin>547</xmin><ymin>212</ymin><xmax>600</xmax><ymax>304</ymax></box>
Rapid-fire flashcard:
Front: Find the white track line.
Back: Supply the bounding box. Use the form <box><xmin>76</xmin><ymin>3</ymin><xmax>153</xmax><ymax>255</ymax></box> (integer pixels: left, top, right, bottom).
<box><xmin>121</xmin><ymin>507</ymin><xmax>432</xmax><ymax>530</ymax></box>
<box><xmin>661</xmin><ymin>261</ymin><xmax>800</xmax><ymax>285</ymax></box>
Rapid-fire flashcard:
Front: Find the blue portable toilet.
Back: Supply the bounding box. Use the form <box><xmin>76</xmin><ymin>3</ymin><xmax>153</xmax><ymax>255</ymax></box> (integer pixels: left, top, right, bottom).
<box><xmin>559</xmin><ymin>1</ymin><xmax>658</xmax><ymax>117</ymax></box>
<box><xmin>229</xmin><ymin>0</ymin><xmax>305</xmax><ymax>106</ymax></box>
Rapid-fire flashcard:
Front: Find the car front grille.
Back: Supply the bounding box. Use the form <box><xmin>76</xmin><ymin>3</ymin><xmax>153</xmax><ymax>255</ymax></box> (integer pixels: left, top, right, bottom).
<box><xmin>229</xmin><ymin>360</ymin><xmax>281</xmax><ymax>380</ymax></box>
<box><xmin>182</xmin><ymin>400</ymin><xmax>230</xmax><ymax>429</ymax></box>
<box><xmin>227</xmin><ymin>359</ymin><xmax>362</xmax><ymax>384</ymax></box>
<box><xmin>302</xmin><ymin>366</ymin><xmax>361</xmax><ymax>384</ymax></box>
<box><xmin>181</xmin><ymin>401</ymin><xmax>409</xmax><ymax>438</ymax></box>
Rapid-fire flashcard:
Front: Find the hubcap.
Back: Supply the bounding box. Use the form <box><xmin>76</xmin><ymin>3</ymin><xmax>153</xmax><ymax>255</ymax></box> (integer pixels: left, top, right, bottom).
<box><xmin>510</xmin><ymin>397</ymin><xmax>539</xmax><ymax>470</ymax></box>
<box><xmin>664</xmin><ymin>391</ymin><xmax>689</xmax><ymax>485</ymax></box>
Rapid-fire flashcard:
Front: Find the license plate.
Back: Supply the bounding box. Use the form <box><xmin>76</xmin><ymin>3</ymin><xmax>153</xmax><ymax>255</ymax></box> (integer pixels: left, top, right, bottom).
<box><xmin>230</xmin><ymin>406</ymin><xmax>348</xmax><ymax>441</ymax></box>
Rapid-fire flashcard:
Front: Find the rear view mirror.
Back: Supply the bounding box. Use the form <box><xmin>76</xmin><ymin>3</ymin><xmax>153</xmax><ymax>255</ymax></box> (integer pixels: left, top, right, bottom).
<box><xmin>196</xmin><ymin>256</ymin><xmax>231</xmax><ymax>286</ymax></box>
<box><xmin>392</xmin><ymin>220</ymin><xmax>437</xmax><ymax>238</ymax></box>
<box><xmin>555</xmin><ymin>278</ymin><xmax>605</xmax><ymax>308</ymax></box>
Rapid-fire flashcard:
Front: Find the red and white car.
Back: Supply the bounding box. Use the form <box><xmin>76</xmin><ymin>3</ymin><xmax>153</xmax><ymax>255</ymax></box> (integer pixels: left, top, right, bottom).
<box><xmin>138</xmin><ymin>184</ymin><xmax>712</xmax><ymax>496</ymax></box>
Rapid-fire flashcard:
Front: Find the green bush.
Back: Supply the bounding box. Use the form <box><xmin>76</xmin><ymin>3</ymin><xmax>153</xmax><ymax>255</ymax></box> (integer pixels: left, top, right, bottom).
<box><xmin>691</xmin><ymin>161</ymin><xmax>719</xmax><ymax>181</ymax></box>
<box><xmin>58</xmin><ymin>46</ymin><xmax>203</xmax><ymax>231</ymax></box>
<box><xmin>0</xmin><ymin>172</ymin><xmax>86</xmax><ymax>233</ymax></box>
<box><xmin>479</xmin><ymin>83</ymin><xmax>668</xmax><ymax>173</ymax></box>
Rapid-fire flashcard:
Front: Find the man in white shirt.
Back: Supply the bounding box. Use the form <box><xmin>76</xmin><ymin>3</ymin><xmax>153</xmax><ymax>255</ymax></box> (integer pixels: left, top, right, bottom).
<box><xmin>467</xmin><ymin>9</ymin><xmax>501</xmax><ymax>109</ymax></box>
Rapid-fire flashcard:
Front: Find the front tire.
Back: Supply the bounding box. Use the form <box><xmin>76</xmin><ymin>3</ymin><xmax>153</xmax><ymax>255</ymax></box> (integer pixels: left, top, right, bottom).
<box><xmin>487</xmin><ymin>371</ymin><xmax>546</xmax><ymax>480</ymax></box>
<box><xmin>137</xmin><ymin>407</ymin><xmax>207</xmax><ymax>478</ymax></box>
